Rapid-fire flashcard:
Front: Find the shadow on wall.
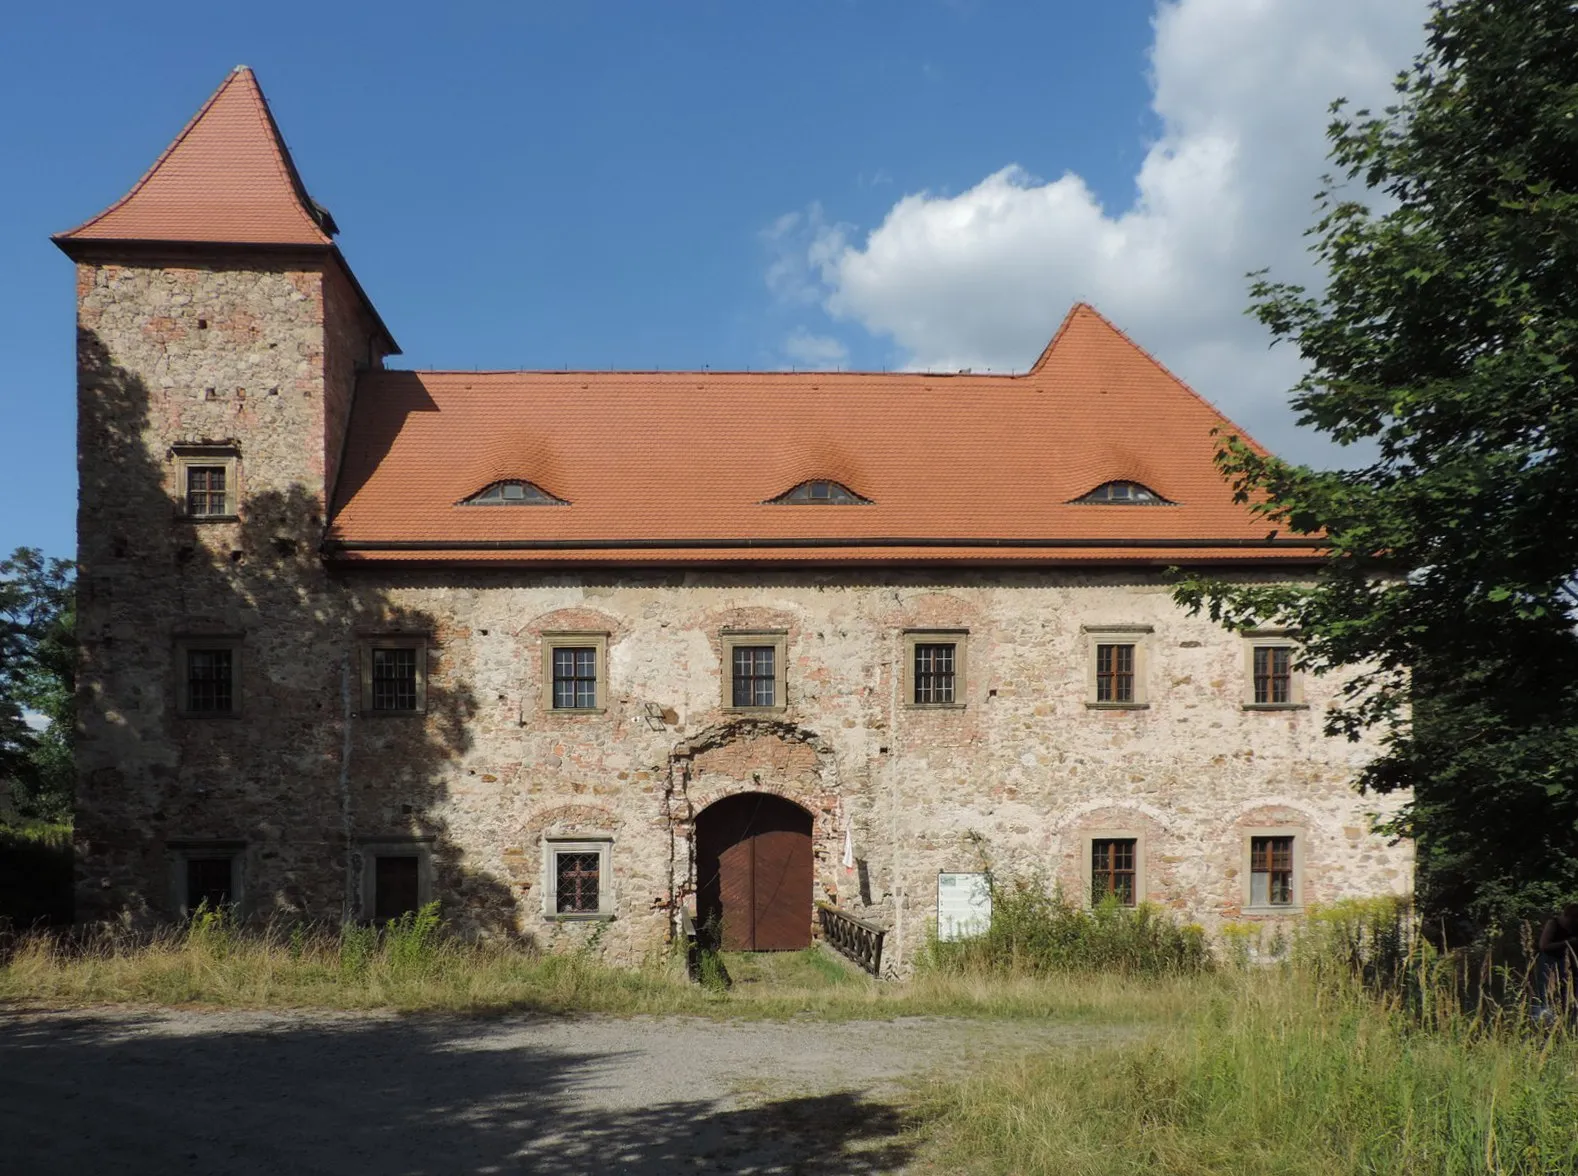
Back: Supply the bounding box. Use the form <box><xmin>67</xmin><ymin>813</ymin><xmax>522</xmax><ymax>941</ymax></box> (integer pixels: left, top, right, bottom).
<box><xmin>75</xmin><ymin>323</ymin><xmax>519</xmax><ymax>935</ymax></box>
<box><xmin>0</xmin><ymin>1012</ymin><xmax>916</xmax><ymax>1175</ymax></box>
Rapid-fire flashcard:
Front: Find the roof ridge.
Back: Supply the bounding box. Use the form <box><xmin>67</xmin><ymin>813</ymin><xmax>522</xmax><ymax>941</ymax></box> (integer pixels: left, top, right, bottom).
<box><xmin>242</xmin><ymin>68</ymin><xmax>335</xmax><ymax>238</ymax></box>
<box><xmin>1027</xmin><ymin>302</ymin><xmax>1087</xmax><ymax>374</ymax></box>
<box><xmin>386</xmin><ymin>368</ymin><xmax>1035</xmax><ymax>379</ymax></box>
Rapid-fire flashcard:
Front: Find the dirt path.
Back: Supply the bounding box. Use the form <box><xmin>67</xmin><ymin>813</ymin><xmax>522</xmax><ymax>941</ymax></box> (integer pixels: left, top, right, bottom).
<box><xmin>2</xmin><ymin>1006</ymin><xmax>1123</xmax><ymax>1174</ymax></box>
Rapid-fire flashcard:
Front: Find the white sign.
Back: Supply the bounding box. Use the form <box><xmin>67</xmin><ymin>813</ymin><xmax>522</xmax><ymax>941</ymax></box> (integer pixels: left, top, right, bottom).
<box><xmin>936</xmin><ymin>872</ymin><xmax>991</xmax><ymax>942</ymax></box>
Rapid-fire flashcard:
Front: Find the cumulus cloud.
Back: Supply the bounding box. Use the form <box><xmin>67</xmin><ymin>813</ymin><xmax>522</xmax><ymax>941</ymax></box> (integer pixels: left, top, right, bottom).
<box><xmin>781</xmin><ymin>328</ymin><xmax>850</xmax><ymax>369</ymax></box>
<box><xmin>781</xmin><ymin>0</ymin><xmax>1431</xmax><ymax>462</ymax></box>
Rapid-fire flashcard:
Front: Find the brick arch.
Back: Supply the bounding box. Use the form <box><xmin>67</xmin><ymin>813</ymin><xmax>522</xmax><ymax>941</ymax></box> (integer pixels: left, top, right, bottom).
<box><xmin>522</xmin><ymin>803</ymin><xmax>622</xmax><ymax>839</ymax></box>
<box><xmin>513</xmin><ymin>606</ymin><xmax>627</xmax><ymax>641</ymax></box>
<box><xmin>678</xmin><ymin>717</ymin><xmax>841</xmax><ymax>827</ymax></box>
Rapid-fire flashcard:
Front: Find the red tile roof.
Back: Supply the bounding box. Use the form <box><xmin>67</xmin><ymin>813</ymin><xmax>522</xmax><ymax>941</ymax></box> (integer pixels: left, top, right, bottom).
<box><xmin>327</xmin><ymin>305</ymin><xmax>1317</xmax><ymax>566</ymax></box>
<box><xmin>56</xmin><ymin>66</ymin><xmax>333</xmax><ymax>247</ymax></box>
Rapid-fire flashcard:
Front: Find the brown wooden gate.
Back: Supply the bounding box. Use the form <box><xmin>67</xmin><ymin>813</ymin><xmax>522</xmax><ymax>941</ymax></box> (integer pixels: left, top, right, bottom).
<box><xmin>695</xmin><ymin>793</ymin><xmax>813</xmax><ymax>951</ymax></box>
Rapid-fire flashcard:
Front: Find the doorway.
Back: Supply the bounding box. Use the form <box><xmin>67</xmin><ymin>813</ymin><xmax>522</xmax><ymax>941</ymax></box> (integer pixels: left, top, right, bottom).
<box><xmin>694</xmin><ymin>792</ymin><xmax>813</xmax><ymax>951</ymax></box>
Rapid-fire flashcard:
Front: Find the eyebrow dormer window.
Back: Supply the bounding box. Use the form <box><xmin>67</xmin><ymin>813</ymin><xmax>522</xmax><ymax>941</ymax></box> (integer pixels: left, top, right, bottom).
<box><xmin>459</xmin><ymin>480</ymin><xmax>567</xmax><ymax>506</ymax></box>
<box><xmin>1072</xmin><ymin>481</ymin><xmax>1170</xmax><ymax>505</ymax></box>
<box><xmin>767</xmin><ymin>480</ymin><xmax>871</xmax><ymax>505</ymax></box>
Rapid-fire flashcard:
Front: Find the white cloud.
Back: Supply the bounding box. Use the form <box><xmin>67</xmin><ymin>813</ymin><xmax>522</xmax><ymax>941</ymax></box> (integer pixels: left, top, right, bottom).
<box><xmin>781</xmin><ymin>328</ymin><xmax>850</xmax><ymax>369</ymax></box>
<box><xmin>782</xmin><ymin>0</ymin><xmax>1431</xmax><ymax>462</ymax></box>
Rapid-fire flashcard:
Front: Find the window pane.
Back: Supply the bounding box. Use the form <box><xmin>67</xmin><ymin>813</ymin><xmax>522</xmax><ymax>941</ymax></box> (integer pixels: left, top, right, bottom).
<box><xmin>551</xmin><ymin>646</ymin><xmax>598</xmax><ymax>709</ymax></box>
<box><xmin>1250</xmin><ymin>836</ymin><xmax>1294</xmax><ymax>906</ymax></box>
<box><xmin>556</xmin><ymin>851</ymin><xmax>601</xmax><ymax>913</ymax></box>
<box><xmin>1091</xmin><ymin>838</ymin><xmax>1137</xmax><ymax>906</ymax></box>
<box><xmin>186</xmin><ymin>465</ymin><xmax>229</xmax><ymax>516</ymax></box>
<box><xmin>374</xmin><ymin>856</ymin><xmax>421</xmax><ymax>922</ymax></box>
<box><xmin>914</xmin><ymin>642</ymin><xmax>956</xmax><ymax>704</ymax></box>
<box><xmin>1096</xmin><ymin>643</ymin><xmax>1134</xmax><ymax>703</ymax></box>
<box><xmin>371</xmin><ymin>647</ymin><xmax>418</xmax><ymax>711</ymax></box>
<box><xmin>732</xmin><ymin>645</ymin><xmax>775</xmax><ymax>707</ymax></box>
<box><xmin>186</xmin><ymin>856</ymin><xmax>232</xmax><ymax>912</ymax></box>
<box><xmin>187</xmin><ymin>648</ymin><xmax>233</xmax><ymax>713</ymax></box>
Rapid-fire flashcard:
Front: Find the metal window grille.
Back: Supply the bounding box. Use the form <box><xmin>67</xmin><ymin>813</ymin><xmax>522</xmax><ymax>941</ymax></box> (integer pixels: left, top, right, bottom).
<box><xmin>185</xmin><ymin>856</ymin><xmax>232</xmax><ymax>912</ymax></box>
<box><xmin>1250</xmin><ymin>836</ymin><xmax>1295</xmax><ymax>905</ymax></box>
<box><xmin>731</xmin><ymin>646</ymin><xmax>776</xmax><ymax>707</ymax></box>
<box><xmin>186</xmin><ymin>648</ymin><xmax>233</xmax><ymax>713</ymax></box>
<box><xmin>186</xmin><ymin>465</ymin><xmax>228</xmax><ymax>516</ymax></box>
<box><xmin>1253</xmin><ymin>646</ymin><xmax>1292</xmax><ymax>704</ymax></box>
<box><xmin>1095</xmin><ymin>643</ymin><xmax>1135</xmax><ymax>703</ymax></box>
<box><xmin>552</xmin><ymin>647</ymin><xmax>598</xmax><ymax>709</ymax></box>
<box><xmin>1091</xmin><ymin>838</ymin><xmax>1137</xmax><ymax>906</ymax></box>
<box><xmin>556</xmin><ymin>852</ymin><xmax>601</xmax><ymax>913</ymax></box>
<box><xmin>913</xmin><ymin>643</ymin><xmax>956</xmax><ymax>703</ymax></box>
<box><xmin>371</xmin><ymin>648</ymin><xmax>418</xmax><ymax>711</ymax></box>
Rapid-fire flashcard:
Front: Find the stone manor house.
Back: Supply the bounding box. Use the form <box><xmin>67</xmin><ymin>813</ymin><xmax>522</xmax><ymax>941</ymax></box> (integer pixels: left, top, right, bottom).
<box><xmin>58</xmin><ymin>67</ymin><xmax>1410</xmax><ymax>971</ymax></box>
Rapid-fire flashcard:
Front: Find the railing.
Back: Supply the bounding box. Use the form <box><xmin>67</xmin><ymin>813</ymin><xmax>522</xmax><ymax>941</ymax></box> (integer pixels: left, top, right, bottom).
<box><xmin>817</xmin><ymin>903</ymin><xmax>886</xmax><ymax>977</ymax></box>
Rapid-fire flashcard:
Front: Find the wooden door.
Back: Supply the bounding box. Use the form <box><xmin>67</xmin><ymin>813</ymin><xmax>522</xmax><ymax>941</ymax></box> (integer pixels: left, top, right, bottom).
<box><xmin>696</xmin><ymin>793</ymin><xmax>813</xmax><ymax>951</ymax></box>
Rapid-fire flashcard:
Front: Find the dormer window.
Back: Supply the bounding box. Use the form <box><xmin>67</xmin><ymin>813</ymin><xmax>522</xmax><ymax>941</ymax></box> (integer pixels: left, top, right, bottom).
<box><xmin>459</xmin><ymin>480</ymin><xmax>567</xmax><ymax>506</ymax></box>
<box><xmin>1072</xmin><ymin>481</ymin><xmax>1170</xmax><ymax>505</ymax></box>
<box><xmin>767</xmin><ymin>480</ymin><xmax>871</xmax><ymax>505</ymax></box>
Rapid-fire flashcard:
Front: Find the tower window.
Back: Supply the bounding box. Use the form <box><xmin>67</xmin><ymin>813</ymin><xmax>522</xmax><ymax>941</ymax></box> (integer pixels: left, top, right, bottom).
<box><xmin>173</xmin><ymin>447</ymin><xmax>239</xmax><ymax>518</ymax></box>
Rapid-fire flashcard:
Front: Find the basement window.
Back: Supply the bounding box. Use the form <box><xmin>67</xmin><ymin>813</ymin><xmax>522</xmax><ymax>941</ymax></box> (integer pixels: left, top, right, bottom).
<box><xmin>459</xmin><ymin>480</ymin><xmax>567</xmax><ymax>506</ymax></box>
<box><xmin>1071</xmin><ymin>480</ymin><xmax>1171</xmax><ymax>505</ymax></box>
<box><xmin>766</xmin><ymin>480</ymin><xmax>871</xmax><ymax>505</ymax></box>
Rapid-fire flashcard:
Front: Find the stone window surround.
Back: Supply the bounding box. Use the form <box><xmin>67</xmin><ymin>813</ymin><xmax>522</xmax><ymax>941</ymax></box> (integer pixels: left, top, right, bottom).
<box><xmin>542</xmin><ymin>837</ymin><xmax>614</xmax><ymax>921</ymax></box>
<box><xmin>171</xmin><ymin>444</ymin><xmax>240</xmax><ymax>520</ymax></box>
<box><xmin>1240</xmin><ymin>826</ymin><xmax>1305</xmax><ymax>913</ymax></box>
<box><xmin>357</xmin><ymin>836</ymin><xmax>434</xmax><ymax>921</ymax></box>
<box><xmin>1242</xmin><ymin>629</ymin><xmax>1308</xmax><ymax>711</ymax></box>
<box><xmin>357</xmin><ymin>633</ymin><xmax>430</xmax><ymax>716</ymax></box>
<box><xmin>541</xmin><ymin>631</ymin><xmax>610</xmax><ymax>714</ymax></box>
<box><xmin>167</xmin><ymin>839</ymin><xmax>246</xmax><ymax>916</ymax></box>
<box><xmin>173</xmin><ymin>633</ymin><xmax>244</xmax><ymax>719</ymax></box>
<box><xmin>1081</xmin><ymin>830</ymin><xmax>1146</xmax><ymax>907</ymax></box>
<box><xmin>720</xmin><ymin>629</ymin><xmax>788</xmax><ymax>713</ymax></box>
<box><xmin>1082</xmin><ymin>624</ymin><xmax>1153</xmax><ymax>709</ymax></box>
<box><xmin>902</xmin><ymin>629</ymin><xmax>969</xmax><ymax>709</ymax></box>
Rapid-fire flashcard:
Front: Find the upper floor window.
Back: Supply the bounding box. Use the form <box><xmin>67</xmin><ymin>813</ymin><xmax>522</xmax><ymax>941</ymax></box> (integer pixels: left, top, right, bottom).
<box><xmin>903</xmin><ymin>630</ymin><xmax>968</xmax><ymax>708</ymax></box>
<box><xmin>459</xmin><ymin>480</ymin><xmax>567</xmax><ymax>506</ymax></box>
<box><xmin>1243</xmin><ymin>633</ymin><xmax>1304</xmax><ymax>709</ymax></box>
<box><xmin>721</xmin><ymin>630</ymin><xmax>788</xmax><ymax>711</ymax></box>
<box><xmin>542</xmin><ymin>632</ymin><xmax>608</xmax><ymax>712</ymax></box>
<box><xmin>175</xmin><ymin>635</ymin><xmax>241</xmax><ymax>717</ymax></box>
<box><xmin>172</xmin><ymin>445</ymin><xmax>239</xmax><ymax>519</ymax></box>
<box><xmin>1094</xmin><ymin>643</ymin><xmax>1135</xmax><ymax>703</ymax></box>
<box><xmin>766</xmin><ymin>480</ymin><xmax>871</xmax><ymax>505</ymax></box>
<box><xmin>359</xmin><ymin>636</ymin><xmax>428</xmax><ymax>715</ymax></box>
<box><xmin>1083</xmin><ymin>625</ymin><xmax>1152</xmax><ymax>709</ymax></box>
<box><xmin>1072</xmin><ymin>480</ymin><xmax>1170</xmax><ymax>505</ymax></box>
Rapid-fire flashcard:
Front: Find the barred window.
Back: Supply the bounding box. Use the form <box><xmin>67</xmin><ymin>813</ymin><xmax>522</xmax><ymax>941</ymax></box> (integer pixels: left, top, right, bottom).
<box><xmin>552</xmin><ymin>647</ymin><xmax>598</xmax><ymax>709</ymax></box>
<box><xmin>1250</xmin><ymin>836</ymin><xmax>1295</xmax><ymax>906</ymax></box>
<box><xmin>185</xmin><ymin>466</ymin><xmax>229</xmax><ymax>517</ymax></box>
<box><xmin>185</xmin><ymin>856</ymin><xmax>234</xmax><ymax>912</ymax></box>
<box><xmin>371</xmin><ymin>647</ymin><xmax>419</xmax><ymax>711</ymax></box>
<box><xmin>1091</xmin><ymin>838</ymin><xmax>1137</xmax><ymax>906</ymax></box>
<box><xmin>186</xmin><ymin>648</ymin><xmax>234</xmax><ymax>714</ymax></box>
<box><xmin>373</xmin><ymin>855</ymin><xmax>421</xmax><ymax>922</ymax></box>
<box><xmin>1253</xmin><ymin>646</ymin><xmax>1292</xmax><ymax>705</ymax></box>
<box><xmin>913</xmin><ymin>643</ymin><xmax>956</xmax><ymax>704</ymax></box>
<box><xmin>555</xmin><ymin>851</ymin><xmax>601</xmax><ymax>914</ymax></box>
<box><xmin>1095</xmin><ymin>644</ymin><xmax>1135</xmax><ymax>703</ymax></box>
<box><xmin>732</xmin><ymin>646</ymin><xmax>776</xmax><ymax>708</ymax></box>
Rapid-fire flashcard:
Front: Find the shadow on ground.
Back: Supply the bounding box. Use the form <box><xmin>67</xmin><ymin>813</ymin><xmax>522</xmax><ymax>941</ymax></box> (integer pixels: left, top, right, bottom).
<box><xmin>0</xmin><ymin>1011</ymin><xmax>917</xmax><ymax>1175</ymax></box>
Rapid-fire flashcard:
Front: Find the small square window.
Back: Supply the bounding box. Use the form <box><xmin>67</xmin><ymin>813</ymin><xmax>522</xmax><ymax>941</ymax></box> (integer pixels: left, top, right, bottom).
<box><xmin>543</xmin><ymin>838</ymin><xmax>613</xmax><ymax>919</ymax></box>
<box><xmin>542</xmin><ymin>632</ymin><xmax>608</xmax><ymax>712</ymax></box>
<box><xmin>172</xmin><ymin>447</ymin><xmax>239</xmax><ymax>519</ymax></box>
<box><xmin>175</xmin><ymin>636</ymin><xmax>242</xmax><ymax>717</ymax></box>
<box><xmin>721</xmin><ymin>631</ymin><xmax>788</xmax><ymax>712</ymax></box>
<box><xmin>903</xmin><ymin>631</ymin><xmax>968</xmax><ymax>708</ymax></box>
<box><xmin>358</xmin><ymin>637</ymin><xmax>428</xmax><ymax>714</ymax></box>
<box><xmin>358</xmin><ymin>839</ymin><xmax>433</xmax><ymax>921</ymax></box>
<box><xmin>1249</xmin><ymin>835</ymin><xmax>1295</xmax><ymax>907</ymax></box>
<box><xmin>1084</xmin><ymin>626</ymin><xmax>1151</xmax><ymax>709</ymax></box>
<box><xmin>168</xmin><ymin>841</ymin><xmax>245</xmax><ymax>916</ymax></box>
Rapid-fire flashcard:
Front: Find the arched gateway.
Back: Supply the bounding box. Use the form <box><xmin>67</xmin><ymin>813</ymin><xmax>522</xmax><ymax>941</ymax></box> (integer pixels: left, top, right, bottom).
<box><xmin>694</xmin><ymin>792</ymin><xmax>814</xmax><ymax>951</ymax></box>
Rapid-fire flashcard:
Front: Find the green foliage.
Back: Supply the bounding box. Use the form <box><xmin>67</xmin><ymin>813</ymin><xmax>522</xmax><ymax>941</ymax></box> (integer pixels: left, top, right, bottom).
<box><xmin>1172</xmin><ymin>1</ymin><xmax>1578</xmax><ymax>926</ymax></box>
<box><xmin>384</xmin><ymin>902</ymin><xmax>444</xmax><ymax>976</ymax></box>
<box><xmin>0</xmin><ymin>821</ymin><xmax>72</xmax><ymax>927</ymax></box>
<box><xmin>0</xmin><ymin>548</ymin><xmax>74</xmax><ymax>821</ymax></box>
<box><xmin>924</xmin><ymin>875</ymin><xmax>1212</xmax><ymax>977</ymax></box>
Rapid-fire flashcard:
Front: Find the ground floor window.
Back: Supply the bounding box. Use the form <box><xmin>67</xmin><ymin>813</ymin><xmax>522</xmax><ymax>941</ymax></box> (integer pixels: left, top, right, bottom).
<box><xmin>1249</xmin><ymin>835</ymin><xmax>1296</xmax><ymax>907</ymax></box>
<box><xmin>358</xmin><ymin>838</ymin><xmax>433</xmax><ymax>922</ymax></box>
<box><xmin>543</xmin><ymin>838</ymin><xmax>612</xmax><ymax>919</ymax></box>
<box><xmin>169</xmin><ymin>841</ymin><xmax>244</xmax><ymax>916</ymax></box>
<box><xmin>1090</xmin><ymin>837</ymin><xmax>1138</xmax><ymax>906</ymax></box>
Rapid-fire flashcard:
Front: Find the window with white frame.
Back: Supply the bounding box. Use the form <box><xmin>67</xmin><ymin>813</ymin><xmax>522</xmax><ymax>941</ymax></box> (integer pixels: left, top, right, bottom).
<box><xmin>543</xmin><ymin>838</ymin><xmax>613</xmax><ymax>918</ymax></box>
<box><xmin>721</xmin><ymin>631</ymin><xmax>787</xmax><ymax>711</ymax></box>
<box><xmin>542</xmin><ymin>632</ymin><xmax>608</xmax><ymax>712</ymax></box>
<box><xmin>358</xmin><ymin>636</ymin><xmax>429</xmax><ymax>714</ymax></box>
<box><xmin>903</xmin><ymin>630</ymin><xmax>968</xmax><ymax>708</ymax></box>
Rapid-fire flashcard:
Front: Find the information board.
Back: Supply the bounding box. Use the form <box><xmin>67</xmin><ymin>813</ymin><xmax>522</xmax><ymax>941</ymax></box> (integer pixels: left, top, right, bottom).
<box><xmin>936</xmin><ymin>872</ymin><xmax>991</xmax><ymax>941</ymax></box>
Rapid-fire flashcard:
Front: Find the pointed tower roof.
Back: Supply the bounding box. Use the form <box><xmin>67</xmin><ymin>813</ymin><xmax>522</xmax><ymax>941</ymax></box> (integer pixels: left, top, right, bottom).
<box><xmin>56</xmin><ymin>66</ymin><xmax>335</xmax><ymax>246</ymax></box>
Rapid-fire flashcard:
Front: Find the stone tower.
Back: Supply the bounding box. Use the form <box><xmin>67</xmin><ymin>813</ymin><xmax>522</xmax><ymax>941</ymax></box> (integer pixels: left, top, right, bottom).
<box><xmin>55</xmin><ymin>66</ymin><xmax>397</xmax><ymax>920</ymax></box>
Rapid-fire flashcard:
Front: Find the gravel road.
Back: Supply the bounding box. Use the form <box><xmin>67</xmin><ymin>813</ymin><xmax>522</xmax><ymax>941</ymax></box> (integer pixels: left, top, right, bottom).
<box><xmin>2</xmin><ymin>1007</ymin><xmax>1122</xmax><ymax>1175</ymax></box>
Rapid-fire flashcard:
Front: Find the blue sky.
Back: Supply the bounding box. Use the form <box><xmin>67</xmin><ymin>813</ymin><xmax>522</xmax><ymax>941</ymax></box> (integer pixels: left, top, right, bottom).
<box><xmin>0</xmin><ymin>1</ymin><xmax>1427</xmax><ymax>563</ymax></box>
